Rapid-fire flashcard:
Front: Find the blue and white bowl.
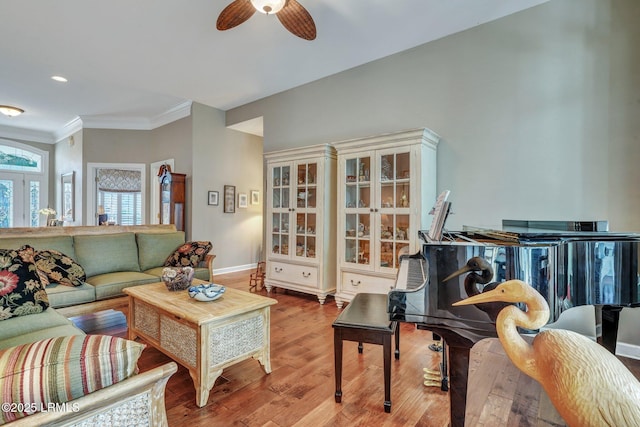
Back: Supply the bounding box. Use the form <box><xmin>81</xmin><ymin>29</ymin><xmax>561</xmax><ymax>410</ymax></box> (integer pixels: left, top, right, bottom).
<box><xmin>188</xmin><ymin>283</ymin><xmax>226</xmax><ymax>302</ymax></box>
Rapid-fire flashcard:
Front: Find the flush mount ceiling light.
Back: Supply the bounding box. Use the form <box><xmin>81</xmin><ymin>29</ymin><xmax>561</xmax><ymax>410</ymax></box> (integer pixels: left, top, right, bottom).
<box><xmin>0</xmin><ymin>105</ymin><xmax>24</xmax><ymax>117</ymax></box>
<box><xmin>51</xmin><ymin>75</ymin><xmax>68</xmax><ymax>82</ymax></box>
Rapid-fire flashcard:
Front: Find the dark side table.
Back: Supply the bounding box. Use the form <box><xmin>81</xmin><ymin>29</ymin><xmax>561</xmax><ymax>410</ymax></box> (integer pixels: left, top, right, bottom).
<box><xmin>332</xmin><ymin>292</ymin><xmax>400</xmax><ymax>413</ymax></box>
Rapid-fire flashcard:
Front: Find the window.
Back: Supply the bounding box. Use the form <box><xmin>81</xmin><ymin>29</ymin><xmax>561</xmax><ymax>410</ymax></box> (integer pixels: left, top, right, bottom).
<box><xmin>88</xmin><ymin>164</ymin><xmax>146</xmax><ymax>226</ymax></box>
<box><xmin>0</xmin><ymin>144</ymin><xmax>42</xmax><ymax>172</ymax></box>
<box><xmin>29</xmin><ymin>181</ymin><xmax>40</xmax><ymax>226</ymax></box>
<box><xmin>98</xmin><ymin>191</ymin><xmax>142</xmax><ymax>225</ymax></box>
<box><xmin>96</xmin><ymin>168</ymin><xmax>142</xmax><ymax>226</ymax></box>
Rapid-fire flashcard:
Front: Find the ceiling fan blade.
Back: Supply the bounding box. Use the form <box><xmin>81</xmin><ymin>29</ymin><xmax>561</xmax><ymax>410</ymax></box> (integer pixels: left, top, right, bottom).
<box><xmin>277</xmin><ymin>0</ymin><xmax>316</xmax><ymax>40</ymax></box>
<box><xmin>216</xmin><ymin>0</ymin><xmax>256</xmax><ymax>31</ymax></box>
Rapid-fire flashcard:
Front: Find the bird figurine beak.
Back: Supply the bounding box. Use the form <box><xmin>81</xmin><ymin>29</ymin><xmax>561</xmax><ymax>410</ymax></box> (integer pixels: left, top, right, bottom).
<box><xmin>453</xmin><ymin>287</ymin><xmax>503</xmax><ymax>306</ymax></box>
<box><xmin>443</xmin><ymin>265</ymin><xmax>473</xmax><ymax>282</ymax></box>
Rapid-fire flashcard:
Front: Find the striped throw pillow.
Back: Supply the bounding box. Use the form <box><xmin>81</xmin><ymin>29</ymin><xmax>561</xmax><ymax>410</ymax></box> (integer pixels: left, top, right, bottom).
<box><xmin>0</xmin><ymin>335</ymin><xmax>145</xmax><ymax>424</ymax></box>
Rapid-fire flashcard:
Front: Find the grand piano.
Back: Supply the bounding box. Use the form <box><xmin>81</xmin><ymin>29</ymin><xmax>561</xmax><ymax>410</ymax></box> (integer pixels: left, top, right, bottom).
<box><xmin>388</xmin><ymin>220</ymin><xmax>640</xmax><ymax>427</ymax></box>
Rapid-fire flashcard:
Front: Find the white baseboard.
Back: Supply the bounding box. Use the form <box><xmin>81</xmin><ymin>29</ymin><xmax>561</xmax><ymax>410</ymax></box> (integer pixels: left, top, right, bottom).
<box><xmin>213</xmin><ymin>263</ymin><xmax>256</xmax><ymax>276</ymax></box>
<box><xmin>616</xmin><ymin>342</ymin><xmax>640</xmax><ymax>360</ymax></box>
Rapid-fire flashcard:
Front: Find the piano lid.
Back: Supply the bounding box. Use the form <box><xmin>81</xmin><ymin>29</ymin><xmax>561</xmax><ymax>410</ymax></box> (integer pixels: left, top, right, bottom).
<box><xmin>419</xmin><ymin>220</ymin><xmax>640</xmax><ymax>245</ymax></box>
<box><xmin>502</xmin><ymin>219</ymin><xmax>609</xmax><ymax>232</ymax></box>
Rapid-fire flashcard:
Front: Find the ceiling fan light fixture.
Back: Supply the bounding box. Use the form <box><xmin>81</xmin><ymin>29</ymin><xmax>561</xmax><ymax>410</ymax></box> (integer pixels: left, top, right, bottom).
<box><xmin>251</xmin><ymin>0</ymin><xmax>285</xmax><ymax>14</ymax></box>
<box><xmin>0</xmin><ymin>105</ymin><xmax>24</xmax><ymax>117</ymax></box>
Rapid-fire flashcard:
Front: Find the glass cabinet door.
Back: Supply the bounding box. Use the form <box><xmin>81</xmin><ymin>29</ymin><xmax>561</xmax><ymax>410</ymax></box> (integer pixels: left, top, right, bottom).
<box><xmin>344</xmin><ymin>156</ymin><xmax>371</xmax><ymax>209</ymax></box>
<box><xmin>379</xmin><ymin>151</ymin><xmax>410</xmax><ymax>209</ymax></box>
<box><xmin>343</xmin><ymin>156</ymin><xmax>371</xmax><ymax>266</ymax></box>
<box><xmin>379</xmin><ymin>213</ymin><xmax>410</xmax><ymax>269</ymax></box>
<box><xmin>344</xmin><ymin>213</ymin><xmax>371</xmax><ymax>265</ymax></box>
<box><xmin>271</xmin><ymin>165</ymin><xmax>291</xmax><ymax>256</ymax></box>
<box><xmin>293</xmin><ymin>161</ymin><xmax>318</xmax><ymax>259</ymax></box>
<box><xmin>295</xmin><ymin>212</ymin><xmax>316</xmax><ymax>258</ymax></box>
<box><xmin>377</xmin><ymin>151</ymin><xmax>411</xmax><ymax>269</ymax></box>
<box><xmin>341</xmin><ymin>149</ymin><xmax>414</xmax><ymax>271</ymax></box>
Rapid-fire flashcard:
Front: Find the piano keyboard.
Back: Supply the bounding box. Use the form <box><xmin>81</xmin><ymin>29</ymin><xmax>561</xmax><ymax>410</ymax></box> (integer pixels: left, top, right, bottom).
<box><xmin>395</xmin><ymin>255</ymin><xmax>428</xmax><ymax>290</ymax></box>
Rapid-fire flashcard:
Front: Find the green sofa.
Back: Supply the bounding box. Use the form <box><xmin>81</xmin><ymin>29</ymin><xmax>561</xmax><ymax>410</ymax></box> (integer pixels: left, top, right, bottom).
<box><xmin>0</xmin><ymin>226</ymin><xmax>214</xmax><ymax>309</ymax></box>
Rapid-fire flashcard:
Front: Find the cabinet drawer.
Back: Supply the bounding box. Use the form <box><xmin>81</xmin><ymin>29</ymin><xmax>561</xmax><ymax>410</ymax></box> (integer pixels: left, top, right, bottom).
<box><xmin>341</xmin><ymin>272</ymin><xmax>395</xmax><ymax>294</ymax></box>
<box><xmin>269</xmin><ymin>262</ymin><xmax>318</xmax><ymax>287</ymax></box>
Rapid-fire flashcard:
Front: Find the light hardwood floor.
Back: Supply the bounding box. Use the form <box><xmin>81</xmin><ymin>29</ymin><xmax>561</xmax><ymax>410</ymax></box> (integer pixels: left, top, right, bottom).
<box><xmin>71</xmin><ymin>271</ymin><xmax>640</xmax><ymax>427</ymax></box>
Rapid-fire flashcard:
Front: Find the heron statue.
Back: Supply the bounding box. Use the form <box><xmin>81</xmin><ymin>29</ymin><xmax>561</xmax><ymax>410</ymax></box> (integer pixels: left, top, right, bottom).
<box><xmin>453</xmin><ymin>279</ymin><xmax>640</xmax><ymax>426</ymax></box>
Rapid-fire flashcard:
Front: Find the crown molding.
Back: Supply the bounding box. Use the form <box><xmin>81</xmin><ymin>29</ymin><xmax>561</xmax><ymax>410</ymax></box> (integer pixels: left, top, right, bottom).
<box><xmin>54</xmin><ymin>117</ymin><xmax>84</xmax><ymax>142</ymax></box>
<box><xmin>149</xmin><ymin>101</ymin><xmax>192</xmax><ymax>129</ymax></box>
<box><xmin>0</xmin><ymin>124</ymin><xmax>56</xmax><ymax>144</ymax></box>
<box><xmin>0</xmin><ymin>101</ymin><xmax>193</xmax><ymax>144</ymax></box>
<box><xmin>80</xmin><ymin>115</ymin><xmax>155</xmax><ymax>130</ymax></box>
<box><xmin>81</xmin><ymin>100</ymin><xmax>193</xmax><ymax>131</ymax></box>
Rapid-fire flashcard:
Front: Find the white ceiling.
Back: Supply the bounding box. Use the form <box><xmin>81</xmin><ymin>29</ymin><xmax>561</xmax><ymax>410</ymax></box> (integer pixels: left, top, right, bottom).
<box><xmin>0</xmin><ymin>0</ymin><xmax>548</xmax><ymax>143</ymax></box>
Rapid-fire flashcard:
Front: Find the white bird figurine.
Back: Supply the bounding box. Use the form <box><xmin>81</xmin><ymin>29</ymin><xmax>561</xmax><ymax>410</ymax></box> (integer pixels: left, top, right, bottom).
<box><xmin>453</xmin><ymin>279</ymin><xmax>640</xmax><ymax>427</ymax></box>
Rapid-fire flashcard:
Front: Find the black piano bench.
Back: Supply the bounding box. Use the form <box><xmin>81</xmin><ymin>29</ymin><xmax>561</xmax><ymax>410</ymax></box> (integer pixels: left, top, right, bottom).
<box><xmin>332</xmin><ymin>293</ymin><xmax>400</xmax><ymax>413</ymax></box>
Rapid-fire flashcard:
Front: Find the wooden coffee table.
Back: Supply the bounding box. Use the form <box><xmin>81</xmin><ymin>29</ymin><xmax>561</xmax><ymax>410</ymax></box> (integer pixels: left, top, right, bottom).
<box><xmin>124</xmin><ymin>280</ymin><xmax>277</xmax><ymax>407</ymax></box>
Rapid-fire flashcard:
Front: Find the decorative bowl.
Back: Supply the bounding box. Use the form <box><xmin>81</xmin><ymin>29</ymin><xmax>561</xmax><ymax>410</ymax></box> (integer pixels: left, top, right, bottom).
<box><xmin>162</xmin><ymin>266</ymin><xmax>194</xmax><ymax>291</ymax></box>
<box><xmin>188</xmin><ymin>283</ymin><xmax>226</xmax><ymax>302</ymax></box>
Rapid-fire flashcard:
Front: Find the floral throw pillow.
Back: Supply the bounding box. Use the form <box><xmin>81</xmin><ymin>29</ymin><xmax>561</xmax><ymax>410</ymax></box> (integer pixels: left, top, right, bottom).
<box><xmin>0</xmin><ymin>245</ymin><xmax>49</xmax><ymax>321</ymax></box>
<box><xmin>34</xmin><ymin>249</ymin><xmax>86</xmax><ymax>287</ymax></box>
<box><xmin>164</xmin><ymin>241</ymin><xmax>212</xmax><ymax>268</ymax></box>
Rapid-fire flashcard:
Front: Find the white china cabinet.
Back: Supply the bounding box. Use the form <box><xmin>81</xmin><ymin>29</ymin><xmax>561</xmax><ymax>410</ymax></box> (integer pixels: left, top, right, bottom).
<box><xmin>264</xmin><ymin>144</ymin><xmax>337</xmax><ymax>304</ymax></box>
<box><xmin>333</xmin><ymin>128</ymin><xmax>440</xmax><ymax>308</ymax></box>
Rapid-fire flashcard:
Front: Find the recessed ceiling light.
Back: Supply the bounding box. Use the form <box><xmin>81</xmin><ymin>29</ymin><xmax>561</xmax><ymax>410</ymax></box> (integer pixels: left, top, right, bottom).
<box><xmin>0</xmin><ymin>105</ymin><xmax>25</xmax><ymax>117</ymax></box>
<box><xmin>51</xmin><ymin>75</ymin><xmax>68</xmax><ymax>82</ymax></box>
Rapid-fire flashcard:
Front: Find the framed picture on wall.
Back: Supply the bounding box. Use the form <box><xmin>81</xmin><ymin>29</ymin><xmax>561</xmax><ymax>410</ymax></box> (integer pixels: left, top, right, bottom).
<box><xmin>238</xmin><ymin>193</ymin><xmax>248</xmax><ymax>208</ymax></box>
<box><xmin>208</xmin><ymin>191</ymin><xmax>219</xmax><ymax>206</ymax></box>
<box><xmin>251</xmin><ymin>190</ymin><xmax>259</xmax><ymax>205</ymax></box>
<box><xmin>224</xmin><ymin>185</ymin><xmax>236</xmax><ymax>213</ymax></box>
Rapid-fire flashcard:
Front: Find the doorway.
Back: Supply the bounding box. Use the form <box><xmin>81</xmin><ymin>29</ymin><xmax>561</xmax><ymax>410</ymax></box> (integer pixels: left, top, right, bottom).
<box><xmin>150</xmin><ymin>159</ymin><xmax>174</xmax><ymax>224</ymax></box>
<box><xmin>0</xmin><ymin>140</ymin><xmax>48</xmax><ymax>228</ymax></box>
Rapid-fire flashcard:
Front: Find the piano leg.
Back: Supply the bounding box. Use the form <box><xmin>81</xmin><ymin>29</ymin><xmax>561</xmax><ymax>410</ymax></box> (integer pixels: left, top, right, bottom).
<box><xmin>599</xmin><ymin>305</ymin><xmax>623</xmax><ymax>354</ymax></box>
<box><xmin>446</xmin><ymin>345</ymin><xmax>471</xmax><ymax>427</ymax></box>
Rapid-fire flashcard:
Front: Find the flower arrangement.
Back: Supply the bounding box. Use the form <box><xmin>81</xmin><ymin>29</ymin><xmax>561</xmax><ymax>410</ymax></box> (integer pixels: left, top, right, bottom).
<box><xmin>39</xmin><ymin>207</ymin><xmax>60</xmax><ymax>226</ymax></box>
<box><xmin>38</xmin><ymin>207</ymin><xmax>57</xmax><ymax>216</ymax></box>
<box><xmin>161</xmin><ymin>266</ymin><xmax>194</xmax><ymax>291</ymax></box>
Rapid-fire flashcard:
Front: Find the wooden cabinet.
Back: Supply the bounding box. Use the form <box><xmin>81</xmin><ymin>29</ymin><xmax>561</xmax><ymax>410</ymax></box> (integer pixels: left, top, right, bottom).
<box><xmin>264</xmin><ymin>144</ymin><xmax>336</xmax><ymax>304</ymax></box>
<box><xmin>333</xmin><ymin>128</ymin><xmax>440</xmax><ymax>307</ymax></box>
<box><xmin>159</xmin><ymin>166</ymin><xmax>185</xmax><ymax>231</ymax></box>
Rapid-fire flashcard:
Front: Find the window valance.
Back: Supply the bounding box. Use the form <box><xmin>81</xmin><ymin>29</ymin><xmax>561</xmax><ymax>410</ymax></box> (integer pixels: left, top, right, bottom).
<box><xmin>97</xmin><ymin>169</ymin><xmax>141</xmax><ymax>193</ymax></box>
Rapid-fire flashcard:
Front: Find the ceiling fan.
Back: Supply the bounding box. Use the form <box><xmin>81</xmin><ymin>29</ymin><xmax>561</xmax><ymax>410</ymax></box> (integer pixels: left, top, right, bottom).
<box><xmin>216</xmin><ymin>0</ymin><xmax>316</xmax><ymax>40</ymax></box>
